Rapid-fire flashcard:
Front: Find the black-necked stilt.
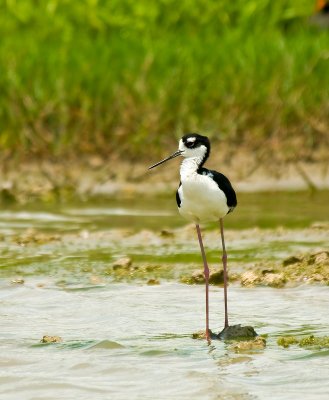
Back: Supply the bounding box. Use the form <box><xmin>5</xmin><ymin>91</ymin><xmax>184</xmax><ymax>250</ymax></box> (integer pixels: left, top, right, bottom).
<box><xmin>149</xmin><ymin>133</ymin><xmax>237</xmax><ymax>341</ymax></box>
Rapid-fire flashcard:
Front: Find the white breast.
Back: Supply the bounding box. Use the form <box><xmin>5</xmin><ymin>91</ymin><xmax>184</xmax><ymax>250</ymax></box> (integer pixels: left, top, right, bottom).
<box><xmin>178</xmin><ymin>173</ymin><xmax>229</xmax><ymax>223</ymax></box>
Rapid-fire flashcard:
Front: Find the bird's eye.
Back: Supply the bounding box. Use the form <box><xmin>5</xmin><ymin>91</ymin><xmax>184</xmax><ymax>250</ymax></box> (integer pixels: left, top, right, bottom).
<box><xmin>185</xmin><ymin>138</ymin><xmax>196</xmax><ymax>148</ymax></box>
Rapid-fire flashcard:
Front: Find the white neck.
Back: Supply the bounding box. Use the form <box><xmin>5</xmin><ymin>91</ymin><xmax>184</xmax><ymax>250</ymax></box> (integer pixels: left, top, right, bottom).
<box><xmin>180</xmin><ymin>157</ymin><xmax>203</xmax><ymax>181</ymax></box>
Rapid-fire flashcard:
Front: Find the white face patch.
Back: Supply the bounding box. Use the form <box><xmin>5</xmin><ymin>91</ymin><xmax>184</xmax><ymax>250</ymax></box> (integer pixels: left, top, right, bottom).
<box><xmin>178</xmin><ymin>138</ymin><xmax>207</xmax><ymax>159</ymax></box>
<box><xmin>178</xmin><ymin>137</ymin><xmax>197</xmax><ymax>152</ymax></box>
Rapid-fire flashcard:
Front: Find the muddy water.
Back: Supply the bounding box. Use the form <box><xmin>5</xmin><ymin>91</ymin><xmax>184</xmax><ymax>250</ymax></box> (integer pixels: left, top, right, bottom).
<box><xmin>0</xmin><ymin>191</ymin><xmax>329</xmax><ymax>399</ymax></box>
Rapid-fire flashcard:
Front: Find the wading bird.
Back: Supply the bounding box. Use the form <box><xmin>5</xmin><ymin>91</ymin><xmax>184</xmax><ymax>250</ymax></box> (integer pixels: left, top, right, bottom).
<box><xmin>149</xmin><ymin>133</ymin><xmax>237</xmax><ymax>341</ymax></box>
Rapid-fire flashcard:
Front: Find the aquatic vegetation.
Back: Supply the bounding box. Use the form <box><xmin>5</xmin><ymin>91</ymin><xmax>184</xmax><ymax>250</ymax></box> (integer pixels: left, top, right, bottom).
<box><xmin>299</xmin><ymin>335</ymin><xmax>329</xmax><ymax>348</ymax></box>
<box><xmin>277</xmin><ymin>335</ymin><xmax>329</xmax><ymax>349</ymax></box>
<box><xmin>277</xmin><ymin>336</ymin><xmax>299</xmax><ymax>348</ymax></box>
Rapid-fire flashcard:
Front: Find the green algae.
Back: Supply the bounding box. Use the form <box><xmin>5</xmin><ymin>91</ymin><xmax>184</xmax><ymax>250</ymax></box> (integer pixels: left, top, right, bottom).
<box><xmin>299</xmin><ymin>335</ymin><xmax>329</xmax><ymax>349</ymax></box>
<box><xmin>277</xmin><ymin>336</ymin><xmax>299</xmax><ymax>348</ymax></box>
<box><xmin>277</xmin><ymin>335</ymin><xmax>329</xmax><ymax>349</ymax></box>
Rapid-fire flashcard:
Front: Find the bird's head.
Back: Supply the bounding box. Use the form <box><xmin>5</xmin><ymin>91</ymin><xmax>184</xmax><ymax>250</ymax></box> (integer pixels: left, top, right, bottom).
<box><xmin>148</xmin><ymin>133</ymin><xmax>210</xmax><ymax>170</ymax></box>
<box><xmin>179</xmin><ymin>133</ymin><xmax>210</xmax><ymax>160</ymax></box>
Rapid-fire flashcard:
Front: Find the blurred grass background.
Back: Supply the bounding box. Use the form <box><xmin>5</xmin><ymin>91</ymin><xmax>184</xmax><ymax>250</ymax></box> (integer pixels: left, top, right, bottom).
<box><xmin>0</xmin><ymin>0</ymin><xmax>328</xmax><ymax>161</ymax></box>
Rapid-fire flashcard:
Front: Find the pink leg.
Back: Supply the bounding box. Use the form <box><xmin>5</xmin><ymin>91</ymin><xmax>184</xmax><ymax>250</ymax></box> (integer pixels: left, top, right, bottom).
<box><xmin>195</xmin><ymin>224</ymin><xmax>210</xmax><ymax>341</ymax></box>
<box><xmin>219</xmin><ymin>218</ymin><xmax>229</xmax><ymax>328</ymax></box>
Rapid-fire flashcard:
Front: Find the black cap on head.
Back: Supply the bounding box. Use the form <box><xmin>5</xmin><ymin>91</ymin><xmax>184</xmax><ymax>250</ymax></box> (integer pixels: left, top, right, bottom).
<box><xmin>181</xmin><ymin>133</ymin><xmax>210</xmax><ymax>164</ymax></box>
<box><xmin>182</xmin><ymin>133</ymin><xmax>210</xmax><ymax>149</ymax></box>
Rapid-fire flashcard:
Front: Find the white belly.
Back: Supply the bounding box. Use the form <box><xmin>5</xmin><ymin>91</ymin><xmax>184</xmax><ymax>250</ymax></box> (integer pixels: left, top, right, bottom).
<box><xmin>178</xmin><ymin>176</ymin><xmax>229</xmax><ymax>223</ymax></box>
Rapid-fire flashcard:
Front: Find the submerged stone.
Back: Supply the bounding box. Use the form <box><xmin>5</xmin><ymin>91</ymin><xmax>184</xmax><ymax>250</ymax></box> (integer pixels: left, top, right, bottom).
<box><xmin>278</xmin><ymin>250</ymin><xmax>329</xmax><ymax>284</ymax></box>
<box><xmin>209</xmin><ymin>270</ymin><xmax>224</xmax><ymax>285</ymax></box>
<box><xmin>229</xmin><ymin>336</ymin><xmax>266</xmax><ymax>352</ymax></box>
<box><xmin>160</xmin><ymin>229</ymin><xmax>174</xmax><ymax>238</ymax></box>
<box><xmin>192</xmin><ymin>330</ymin><xmax>207</xmax><ymax>340</ymax></box>
<box><xmin>240</xmin><ymin>271</ymin><xmax>261</xmax><ymax>287</ymax></box>
<box><xmin>192</xmin><ymin>326</ymin><xmax>259</xmax><ymax>342</ymax></box>
<box><xmin>89</xmin><ymin>275</ymin><xmax>103</xmax><ymax>285</ymax></box>
<box><xmin>192</xmin><ymin>329</ymin><xmax>218</xmax><ymax>340</ymax></box>
<box><xmin>0</xmin><ymin>187</ymin><xmax>17</xmax><ymax>204</ymax></box>
<box><xmin>89</xmin><ymin>340</ymin><xmax>125</xmax><ymax>349</ymax></box>
<box><xmin>112</xmin><ymin>257</ymin><xmax>132</xmax><ymax>270</ymax></box>
<box><xmin>182</xmin><ymin>269</ymin><xmax>224</xmax><ymax>285</ymax></box>
<box><xmin>308</xmin><ymin>251</ymin><xmax>329</xmax><ymax>265</ymax></box>
<box><xmin>282</xmin><ymin>256</ymin><xmax>301</xmax><ymax>266</ymax></box>
<box><xmin>13</xmin><ymin>229</ymin><xmax>61</xmax><ymax>245</ymax></box>
<box><xmin>147</xmin><ymin>278</ymin><xmax>160</xmax><ymax>285</ymax></box>
<box><xmin>262</xmin><ymin>272</ymin><xmax>286</xmax><ymax>288</ymax></box>
<box><xmin>218</xmin><ymin>324</ymin><xmax>258</xmax><ymax>340</ymax></box>
<box><xmin>11</xmin><ymin>278</ymin><xmax>25</xmax><ymax>285</ymax></box>
<box><xmin>182</xmin><ymin>270</ymin><xmax>205</xmax><ymax>285</ymax></box>
<box><xmin>237</xmin><ymin>249</ymin><xmax>329</xmax><ymax>287</ymax></box>
<box><xmin>41</xmin><ymin>335</ymin><xmax>63</xmax><ymax>343</ymax></box>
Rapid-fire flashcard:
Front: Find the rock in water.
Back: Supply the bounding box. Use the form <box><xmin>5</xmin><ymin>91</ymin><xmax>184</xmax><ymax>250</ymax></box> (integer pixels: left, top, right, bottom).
<box><xmin>41</xmin><ymin>335</ymin><xmax>63</xmax><ymax>343</ymax></box>
<box><xmin>217</xmin><ymin>324</ymin><xmax>258</xmax><ymax>340</ymax></box>
<box><xmin>192</xmin><ymin>329</ymin><xmax>218</xmax><ymax>340</ymax></box>
<box><xmin>229</xmin><ymin>336</ymin><xmax>266</xmax><ymax>352</ymax></box>
<box><xmin>112</xmin><ymin>257</ymin><xmax>132</xmax><ymax>270</ymax></box>
<box><xmin>209</xmin><ymin>270</ymin><xmax>224</xmax><ymax>285</ymax></box>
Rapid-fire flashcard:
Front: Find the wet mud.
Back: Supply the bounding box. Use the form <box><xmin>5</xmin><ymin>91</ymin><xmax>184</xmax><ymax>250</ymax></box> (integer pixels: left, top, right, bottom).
<box><xmin>1</xmin><ymin>222</ymin><xmax>328</xmax><ymax>289</ymax></box>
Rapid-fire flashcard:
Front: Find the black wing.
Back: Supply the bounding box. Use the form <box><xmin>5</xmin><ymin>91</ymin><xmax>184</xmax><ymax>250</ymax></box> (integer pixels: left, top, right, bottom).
<box><xmin>176</xmin><ymin>182</ymin><xmax>182</xmax><ymax>208</ymax></box>
<box><xmin>199</xmin><ymin>168</ymin><xmax>237</xmax><ymax>212</ymax></box>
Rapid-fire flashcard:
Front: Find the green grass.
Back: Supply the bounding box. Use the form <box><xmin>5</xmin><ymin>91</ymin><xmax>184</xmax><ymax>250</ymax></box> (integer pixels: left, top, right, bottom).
<box><xmin>0</xmin><ymin>0</ymin><xmax>328</xmax><ymax>160</ymax></box>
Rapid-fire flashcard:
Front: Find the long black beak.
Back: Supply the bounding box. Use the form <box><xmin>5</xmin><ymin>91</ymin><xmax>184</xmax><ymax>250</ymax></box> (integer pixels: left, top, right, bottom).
<box><xmin>148</xmin><ymin>150</ymin><xmax>183</xmax><ymax>170</ymax></box>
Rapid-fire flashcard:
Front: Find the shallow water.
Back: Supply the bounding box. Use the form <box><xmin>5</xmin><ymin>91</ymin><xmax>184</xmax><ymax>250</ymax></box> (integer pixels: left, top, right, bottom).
<box><xmin>0</xmin><ymin>191</ymin><xmax>329</xmax><ymax>399</ymax></box>
<box><xmin>1</xmin><ymin>282</ymin><xmax>328</xmax><ymax>400</ymax></box>
<box><xmin>2</xmin><ymin>190</ymin><xmax>329</xmax><ymax>232</ymax></box>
